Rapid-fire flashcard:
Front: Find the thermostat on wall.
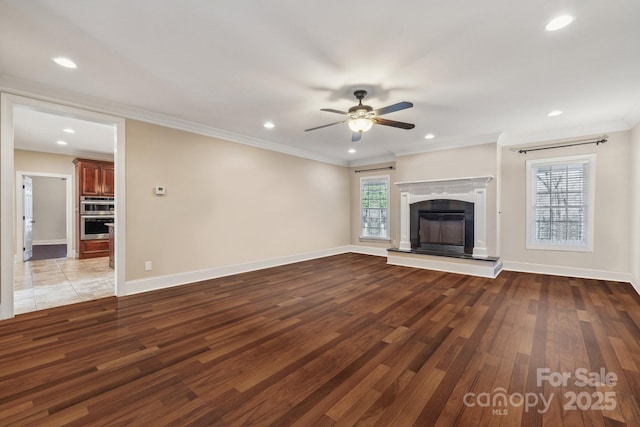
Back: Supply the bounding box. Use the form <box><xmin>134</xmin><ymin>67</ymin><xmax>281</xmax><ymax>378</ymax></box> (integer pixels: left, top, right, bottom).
<box><xmin>154</xmin><ymin>185</ymin><xmax>166</xmax><ymax>195</ymax></box>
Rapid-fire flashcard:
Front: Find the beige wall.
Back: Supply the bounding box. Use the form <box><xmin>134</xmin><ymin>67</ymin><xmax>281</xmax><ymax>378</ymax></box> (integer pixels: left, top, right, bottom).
<box><xmin>32</xmin><ymin>176</ymin><xmax>66</xmax><ymax>242</ymax></box>
<box><xmin>500</xmin><ymin>131</ymin><xmax>631</xmax><ymax>274</ymax></box>
<box><xmin>125</xmin><ymin>120</ymin><xmax>350</xmax><ymax>281</ymax></box>
<box><xmin>14</xmin><ymin>149</ymin><xmax>76</xmax><ymax>176</ymax></box>
<box><xmin>349</xmin><ymin>162</ymin><xmax>399</xmax><ymax>249</ymax></box>
<box><xmin>630</xmin><ymin>123</ymin><xmax>640</xmax><ymax>281</ymax></box>
<box><xmin>393</xmin><ymin>143</ymin><xmax>499</xmax><ymax>256</ymax></box>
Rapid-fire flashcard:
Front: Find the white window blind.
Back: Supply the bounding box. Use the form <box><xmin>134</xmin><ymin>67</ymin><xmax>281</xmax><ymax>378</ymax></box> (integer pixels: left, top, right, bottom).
<box><xmin>526</xmin><ymin>154</ymin><xmax>595</xmax><ymax>251</ymax></box>
<box><xmin>360</xmin><ymin>176</ymin><xmax>389</xmax><ymax>239</ymax></box>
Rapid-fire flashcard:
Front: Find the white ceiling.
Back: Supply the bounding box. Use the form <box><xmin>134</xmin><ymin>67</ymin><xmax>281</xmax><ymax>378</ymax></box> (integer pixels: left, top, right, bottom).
<box><xmin>14</xmin><ymin>107</ymin><xmax>115</xmax><ymax>158</ymax></box>
<box><xmin>1</xmin><ymin>0</ymin><xmax>639</xmax><ymax>165</ymax></box>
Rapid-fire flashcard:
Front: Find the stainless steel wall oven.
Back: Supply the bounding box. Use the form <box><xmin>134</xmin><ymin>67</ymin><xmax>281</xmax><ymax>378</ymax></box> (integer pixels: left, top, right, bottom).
<box><xmin>80</xmin><ymin>196</ymin><xmax>114</xmax><ymax>240</ymax></box>
<box><xmin>80</xmin><ymin>196</ymin><xmax>115</xmax><ymax>215</ymax></box>
<box><xmin>81</xmin><ymin>215</ymin><xmax>114</xmax><ymax>240</ymax></box>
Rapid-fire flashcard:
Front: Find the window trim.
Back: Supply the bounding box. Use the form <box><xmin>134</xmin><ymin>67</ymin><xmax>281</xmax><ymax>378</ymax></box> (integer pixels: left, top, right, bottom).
<box><xmin>525</xmin><ymin>153</ymin><xmax>596</xmax><ymax>252</ymax></box>
<box><xmin>359</xmin><ymin>174</ymin><xmax>390</xmax><ymax>241</ymax></box>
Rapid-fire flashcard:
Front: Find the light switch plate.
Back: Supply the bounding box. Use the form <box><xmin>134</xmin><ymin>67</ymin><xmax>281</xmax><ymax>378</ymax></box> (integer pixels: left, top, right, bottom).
<box><xmin>154</xmin><ymin>185</ymin><xmax>166</xmax><ymax>195</ymax></box>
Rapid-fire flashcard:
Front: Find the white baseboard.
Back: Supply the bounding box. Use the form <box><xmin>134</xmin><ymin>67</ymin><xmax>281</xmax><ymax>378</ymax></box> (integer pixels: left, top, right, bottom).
<box><xmin>502</xmin><ymin>261</ymin><xmax>633</xmax><ymax>284</ymax></box>
<box><xmin>123</xmin><ymin>247</ymin><xmax>640</xmax><ymax>298</ymax></box>
<box><xmin>387</xmin><ymin>252</ymin><xmax>502</xmax><ymax>279</ymax></box>
<box><xmin>33</xmin><ymin>239</ymin><xmax>66</xmax><ymax>245</ymax></box>
<box><xmin>347</xmin><ymin>245</ymin><xmax>389</xmax><ymax>257</ymax></box>
<box><xmin>124</xmin><ymin>246</ymin><xmax>353</xmax><ymax>296</ymax></box>
<box><xmin>632</xmin><ymin>277</ymin><xmax>640</xmax><ymax>296</ymax></box>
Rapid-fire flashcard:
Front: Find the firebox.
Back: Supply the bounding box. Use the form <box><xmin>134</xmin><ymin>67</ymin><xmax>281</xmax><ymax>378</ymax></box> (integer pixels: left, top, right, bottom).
<box><xmin>418</xmin><ymin>211</ymin><xmax>466</xmax><ymax>253</ymax></box>
<box><xmin>410</xmin><ymin>199</ymin><xmax>474</xmax><ymax>254</ymax></box>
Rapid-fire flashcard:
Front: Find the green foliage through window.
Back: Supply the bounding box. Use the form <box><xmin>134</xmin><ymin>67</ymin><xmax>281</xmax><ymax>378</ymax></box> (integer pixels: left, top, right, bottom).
<box><xmin>361</xmin><ymin>177</ymin><xmax>389</xmax><ymax>239</ymax></box>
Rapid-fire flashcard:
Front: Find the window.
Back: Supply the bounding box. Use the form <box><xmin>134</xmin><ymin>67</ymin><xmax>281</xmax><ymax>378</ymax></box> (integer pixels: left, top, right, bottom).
<box><xmin>526</xmin><ymin>154</ymin><xmax>595</xmax><ymax>252</ymax></box>
<box><xmin>360</xmin><ymin>175</ymin><xmax>390</xmax><ymax>240</ymax></box>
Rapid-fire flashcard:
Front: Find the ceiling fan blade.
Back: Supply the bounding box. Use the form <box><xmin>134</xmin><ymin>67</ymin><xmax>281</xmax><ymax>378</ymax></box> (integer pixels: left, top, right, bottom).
<box><xmin>352</xmin><ymin>132</ymin><xmax>362</xmax><ymax>142</ymax></box>
<box><xmin>304</xmin><ymin>120</ymin><xmax>347</xmax><ymax>132</ymax></box>
<box><xmin>372</xmin><ymin>117</ymin><xmax>415</xmax><ymax>129</ymax></box>
<box><xmin>320</xmin><ymin>108</ymin><xmax>350</xmax><ymax>115</ymax></box>
<box><xmin>372</xmin><ymin>101</ymin><xmax>413</xmax><ymax>116</ymax></box>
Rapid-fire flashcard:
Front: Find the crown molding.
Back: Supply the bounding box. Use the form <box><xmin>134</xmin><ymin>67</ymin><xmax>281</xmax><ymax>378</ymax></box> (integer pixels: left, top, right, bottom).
<box><xmin>15</xmin><ymin>145</ymin><xmax>114</xmax><ymax>162</ymax></box>
<box><xmin>347</xmin><ymin>133</ymin><xmax>503</xmax><ymax>166</ymax></box>
<box><xmin>0</xmin><ymin>76</ymin><xmax>348</xmax><ymax>167</ymax></box>
<box><xmin>347</xmin><ymin>153</ymin><xmax>396</xmax><ymax>167</ymax></box>
<box><xmin>393</xmin><ymin>133</ymin><xmax>500</xmax><ymax>158</ymax></box>
<box><xmin>4</xmin><ymin>74</ymin><xmax>634</xmax><ymax>168</ymax></box>
<box><xmin>497</xmin><ymin>120</ymin><xmax>631</xmax><ymax>147</ymax></box>
<box><xmin>624</xmin><ymin>98</ymin><xmax>640</xmax><ymax>129</ymax></box>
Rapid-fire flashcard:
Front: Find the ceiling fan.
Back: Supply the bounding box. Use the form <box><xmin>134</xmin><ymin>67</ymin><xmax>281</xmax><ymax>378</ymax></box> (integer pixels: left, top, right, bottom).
<box><xmin>305</xmin><ymin>90</ymin><xmax>415</xmax><ymax>142</ymax></box>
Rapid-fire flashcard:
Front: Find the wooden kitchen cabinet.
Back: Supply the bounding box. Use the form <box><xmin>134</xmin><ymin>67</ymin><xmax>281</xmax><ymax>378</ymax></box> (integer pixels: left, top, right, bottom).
<box><xmin>80</xmin><ymin>239</ymin><xmax>110</xmax><ymax>257</ymax></box>
<box><xmin>74</xmin><ymin>158</ymin><xmax>115</xmax><ymax>259</ymax></box>
<box><xmin>101</xmin><ymin>165</ymin><xmax>115</xmax><ymax>196</ymax></box>
<box><xmin>74</xmin><ymin>158</ymin><xmax>115</xmax><ymax>197</ymax></box>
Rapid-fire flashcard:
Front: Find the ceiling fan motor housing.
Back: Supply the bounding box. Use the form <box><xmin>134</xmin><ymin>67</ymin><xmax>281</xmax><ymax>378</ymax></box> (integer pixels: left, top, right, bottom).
<box><xmin>349</xmin><ymin>90</ymin><xmax>374</xmax><ymax>117</ymax></box>
<box><xmin>348</xmin><ymin>104</ymin><xmax>373</xmax><ymax>116</ymax></box>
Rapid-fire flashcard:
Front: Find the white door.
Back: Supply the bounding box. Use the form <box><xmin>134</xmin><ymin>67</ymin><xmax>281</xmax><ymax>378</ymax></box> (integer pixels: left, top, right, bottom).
<box><xmin>23</xmin><ymin>176</ymin><xmax>33</xmax><ymax>261</ymax></box>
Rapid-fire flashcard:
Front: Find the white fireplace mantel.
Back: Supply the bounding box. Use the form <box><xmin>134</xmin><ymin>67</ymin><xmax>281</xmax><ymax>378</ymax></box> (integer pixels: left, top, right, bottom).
<box><xmin>395</xmin><ymin>176</ymin><xmax>493</xmax><ymax>257</ymax></box>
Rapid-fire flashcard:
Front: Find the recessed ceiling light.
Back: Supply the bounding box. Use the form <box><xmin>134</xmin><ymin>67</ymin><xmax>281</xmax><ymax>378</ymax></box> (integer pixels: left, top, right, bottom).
<box><xmin>545</xmin><ymin>15</ymin><xmax>574</xmax><ymax>31</ymax></box>
<box><xmin>63</xmin><ymin>128</ymin><xmax>75</xmax><ymax>134</ymax></box>
<box><xmin>424</xmin><ymin>133</ymin><xmax>435</xmax><ymax>140</ymax></box>
<box><xmin>52</xmin><ymin>57</ymin><xmax>77</xmax><ymax>69</ymax></box>
<box><xmin>56</xmin><ymin>140</ymin><xmax>68</xmax><ymax>145</ymax></box>
<box><xmin>263</xmin><ymin>122</ymin><xmax>275</xmax><ymax>129</ymax></box>
<box><xmin>547</xmin><ymin>110</ymin><xmax>563</xmax><ymax>117</ymax></box>
<box><xmin>348</xmin><ymin>148</ymin><xmax>356</xmax><ymax>154</ymax></box>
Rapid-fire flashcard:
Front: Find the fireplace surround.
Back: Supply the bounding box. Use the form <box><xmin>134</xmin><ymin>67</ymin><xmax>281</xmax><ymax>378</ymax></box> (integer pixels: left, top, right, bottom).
<box><xmin>395</xmin><ymin>176</ymin><xmax>493</xmax><ymax>258</ymax></box>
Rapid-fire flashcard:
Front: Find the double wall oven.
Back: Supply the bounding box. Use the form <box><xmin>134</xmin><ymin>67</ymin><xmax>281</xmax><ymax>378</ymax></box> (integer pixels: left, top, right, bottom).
<box><xmin>80</xmin><ymin>196</ymin><xmax>114</xmax><ymax>240</ymax></box>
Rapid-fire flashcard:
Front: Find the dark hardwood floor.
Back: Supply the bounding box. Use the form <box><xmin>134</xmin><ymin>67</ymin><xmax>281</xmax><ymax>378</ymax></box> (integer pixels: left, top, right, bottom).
<box><xmin>1</xmin><ymin>253</ymin><xmax>639</xmax><ymax>426</ymax></box>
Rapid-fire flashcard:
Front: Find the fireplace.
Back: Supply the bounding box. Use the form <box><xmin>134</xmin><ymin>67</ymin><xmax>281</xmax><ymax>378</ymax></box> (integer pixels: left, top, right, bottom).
<box><xmin>396</xmin><ymin>176</ymin><xmax>492</xmax><ymax>258</ymax></box>
<box><xmin>411</xmin><ymin>199</ymin><xmax>474</xmax><ymax>254</ymax></box>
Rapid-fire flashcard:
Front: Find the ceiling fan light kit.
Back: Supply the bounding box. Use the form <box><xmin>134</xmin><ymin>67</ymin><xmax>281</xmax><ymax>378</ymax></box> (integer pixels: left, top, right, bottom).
<box><xmin>348</xmin><ymin>118</ymin><xmax>373</xmax><ymax>133</ymax></box>
<box><xmin>305</xmin><ymin>90</ymin><xmax>415</xmax><ymax>140</ymax></box>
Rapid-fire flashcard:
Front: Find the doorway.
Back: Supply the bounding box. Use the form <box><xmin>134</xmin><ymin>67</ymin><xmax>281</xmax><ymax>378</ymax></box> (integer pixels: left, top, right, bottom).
<box><xmin>16</xmin><ymin>172</ymin><xmax>74</xmax><ymax>262</ymax></box>
<box><xmin>1</xmin><ymin>93</ymin><xmax>126</xmax><ymax>319</ymax></box>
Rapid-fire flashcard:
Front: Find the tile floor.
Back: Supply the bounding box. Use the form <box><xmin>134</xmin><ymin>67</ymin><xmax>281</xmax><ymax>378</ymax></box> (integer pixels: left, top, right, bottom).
<box><xmin>14</xmin><ymin>256</ymin><xmax>115</xmax><ymax>315</ymax></box>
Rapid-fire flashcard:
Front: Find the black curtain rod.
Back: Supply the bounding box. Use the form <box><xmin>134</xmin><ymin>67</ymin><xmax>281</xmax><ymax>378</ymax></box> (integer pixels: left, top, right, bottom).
<box><xmin>354</xmin><ymin>166</ymin><xmax>394</xmax><ymax>173</ymax></box>
<box><xmin>518</xmin><ymin>137</ymin><xmax>607</xmax><ymax>154</ymax></box>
